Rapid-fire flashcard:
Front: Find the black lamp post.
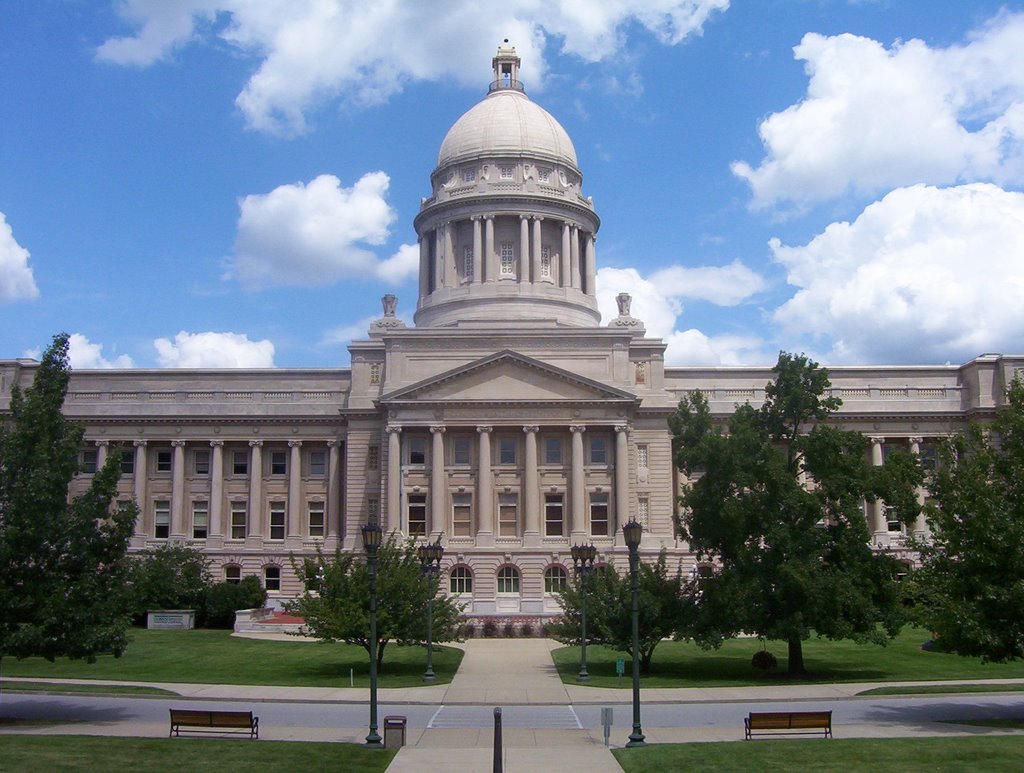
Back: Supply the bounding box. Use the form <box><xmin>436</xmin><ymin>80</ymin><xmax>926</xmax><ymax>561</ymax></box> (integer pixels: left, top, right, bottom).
<box><xmin>622</xmin><ymin>519</ymin><xmax>646</xmax><ymax>748</ymax></box>
<box><xmin>361</xmin><ymin>521</ymin><xmax>383</xmax><ymax>748</ymax></box>
<box><xmin>417</xmin><ymin>537</ymin><xmax>444</xmax><ymax>682</ymax></box>
<box><xmin>570</xmin><ymin>543</ymin><xmax>597</xmax><ymax>682</ymax></box>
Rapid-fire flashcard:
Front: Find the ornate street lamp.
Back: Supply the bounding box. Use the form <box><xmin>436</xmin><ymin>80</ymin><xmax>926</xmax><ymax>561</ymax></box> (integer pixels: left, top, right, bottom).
<box><xmin>570</xmin><ymin>543</ymin><xmax>597</xmax><ymax>682</ymax></box>
<box><xmin>361</xmin><ymin>521</ymin><xmax>383</xmax><ymax>748</ymax></box>
<box><xmin>622</xmin><ymin>519</ymin><xmax>646</xmax><ymax>748</ymax></box>
<box><xmin>417</xmin><ymin>537</ymin><xmax>445</xmax><ymax>682</ymax></box>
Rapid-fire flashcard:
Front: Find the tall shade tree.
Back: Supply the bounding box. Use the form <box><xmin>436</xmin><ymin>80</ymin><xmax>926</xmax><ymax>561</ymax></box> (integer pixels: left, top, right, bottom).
<box><xmin>288</xmin><ymin>536</ymin><xmax>464</xmax><ymax>670</ymax></box>
<box><xmin>915</xmin><ymin>378</ymin><xmax>1024</xmax><ymax>662</ymax></box>
<box><xmin>670</xmin><ymin>352</ymin><xmax>922</xmax><ymax>675</ymax></box>
<box><xmin>0</xmin><ymin>334</ymin><xmax>136</xmax><ymax>668</ymax></box>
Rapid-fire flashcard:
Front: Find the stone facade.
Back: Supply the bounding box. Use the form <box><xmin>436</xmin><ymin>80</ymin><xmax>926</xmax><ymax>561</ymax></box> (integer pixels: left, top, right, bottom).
<box><xmin>2</xmin><ymin>44</ymin><xmax>1022</xmax><ymax>615</ymax></box>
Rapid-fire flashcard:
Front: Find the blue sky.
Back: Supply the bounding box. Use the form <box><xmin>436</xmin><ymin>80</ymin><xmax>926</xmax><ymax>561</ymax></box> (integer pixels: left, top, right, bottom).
<box><xmin>2</xmin><ymin>1</ymin><xmax>1024</xmax><ymax>369</ymax></box>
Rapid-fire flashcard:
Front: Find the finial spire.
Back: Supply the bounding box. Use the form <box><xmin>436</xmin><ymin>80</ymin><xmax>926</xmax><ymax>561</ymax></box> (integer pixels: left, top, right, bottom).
<box><xmin>491</xmin><ymin>41</ymin><xmax>523</xmax><ymax>93</ymax></box>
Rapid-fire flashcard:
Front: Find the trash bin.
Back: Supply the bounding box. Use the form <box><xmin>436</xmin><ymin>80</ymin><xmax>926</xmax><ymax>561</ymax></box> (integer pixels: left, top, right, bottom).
<box><xmin>384</xmin><ymin>715</ymin><xmax>407</xmax><ymax>749</ymax></box>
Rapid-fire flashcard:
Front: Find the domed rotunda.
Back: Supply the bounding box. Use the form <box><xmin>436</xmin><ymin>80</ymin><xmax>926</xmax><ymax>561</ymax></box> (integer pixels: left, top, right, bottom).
<box><xmin>413</xmin><ymin>42</ymin><xmax>601</xmax><ymax>328</ymax></box>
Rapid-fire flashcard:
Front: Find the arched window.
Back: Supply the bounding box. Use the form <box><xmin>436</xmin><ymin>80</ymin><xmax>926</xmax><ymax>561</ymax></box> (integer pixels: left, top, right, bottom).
<box><xmin>263</xmin><ymin>565</ymin><xmax>281</xmax><ymax>592</ymax></box>
<box><xmin>544</xmin><ymin>565</ymin><xmax>568</xmax><ymax>594</ymax></box>
<box><xmin>225</xmin><ymin>565</ymin><xmax>242</xmax><ymax>584</ymax></box>
<box><xmin>449</xmin><ymin>565</ymin><xmax>473</xmax><ymax>594</ymax></box>
<box><xmin>496</xmin><ymin>565</ymin><xmax>520</xmax><ymax>594</ymax></box>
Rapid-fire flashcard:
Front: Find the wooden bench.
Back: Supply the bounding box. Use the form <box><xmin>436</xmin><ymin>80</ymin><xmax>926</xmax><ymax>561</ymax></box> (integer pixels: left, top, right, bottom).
<box><xmin>169</xmin><ymin>708</ymin><xmax>259</xmax><ymax>739</ymax></box>
<box><xmin>744</xmin><ymin>710</ymin><xmax>832</xmax><ymax>740</ymax></box>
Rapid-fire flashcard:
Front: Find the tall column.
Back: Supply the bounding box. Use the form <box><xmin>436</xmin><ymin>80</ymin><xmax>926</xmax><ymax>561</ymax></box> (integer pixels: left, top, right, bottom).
<box><xmin>570</xmin><ymin>225</ymin><xmax>581</xmax><ymax>289</ymax></box>
<box><xmin>476</xmin><ymin>426</ymin><xmax>494</xmax><ymax>545</ymax></box>
<box><xmin>248</xmin><ymin>440</ymin><xmax>263</xmax><ymax>540</ymax></box>
<box><xmin>444</xmin><ymin>222</ymin><xmax>456</xmax><ymax>287</ymax></box>
<box><xmin>386</xmin><ymin>426</ymin><xmax>402</xmax><ymax>533</ymax></box>
<box><xmin>570</xmin><ymin>425</ymin><xmax>586</xmax><ymax>540</ymax></box>
<box><xmin>133</xmin><ymin>440</ymin><xmax>148</xmax><ymax>540</ymax></box>
<box><xmin>485</xmin><ymin>216</ymin><xmax>496</xmax><ymax>281</ymax></box>
<box><xmin>95</xmin><ymin>439</ymin><xmax>109</xmax><ymax>468</ymax></box>
<box><xmin>523</xmin><ymin>425</ymin><xmax>540</xmax><ymax>546</ymax></box>
<box><xmin>209</xmin><ymin>440</ymin><xmax>224</xmax><ymax>546</ymax></box>
<box><xmin>870</xmin><ymin>437</ymin><xmax>886</xmax><ymax>537</ymax></box>
<box><xmin>519</xmin><ymin>215</ymin><xmax>530</xmax><ymax>284</ymax></box>
<box><xmin>472</xmin><ymin>216</ymin><xmax>483</xmax><ymax>284</ymax></box>
<box><xmin>288</xmin><ymin>440</ymin><xmax>303</xmax><ymax>541</ymax></box>
<box><xmin>430</xmin><ymin>426</ymin><xmax>446</xmax><ymax>538</ymax></box>
<box><xmin>531</xmin><ymin>216</ymin><xmax>542</xmax><ymax>281</ymax></box>
<box><xmin>170</xmin><ymin>440</ymin><xmax>187</xmax><ymax>539</ymax></box>
<box><xmin>327</xmin><ymin>439</ymin><xmax>342</xmax><ymax>541</ymax></box>
<box><xmin>434</xmin><ymin>228</ymin><xmax>444</xmax><ymax>289</ymax></box>
<box><xmin>560</xmin><ymin>221</ymin><xmax>571</xmax><ymax>288</ymax></box>
<box><xmin>584</xmin><ymin>233</ymin><xmax>596</xmax><ymax>294</ymax></box>
<box><xmin>615</xmin><ymin>425</ymin><xmax>630</xmax><ymax>541</ymax></box>
<box><xmin>418</xmin><ymin>236</ymin><xmax>430</xmax><ymax>298</ymax></box>
<box><xmin>909</xmin><ymin>437</ymin><xmax>928</xmax><ymax>537</ymax></box>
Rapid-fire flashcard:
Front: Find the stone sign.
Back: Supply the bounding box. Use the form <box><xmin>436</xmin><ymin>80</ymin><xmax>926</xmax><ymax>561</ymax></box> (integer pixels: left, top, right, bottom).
<box><xmin>146</xmin><ymin>610</ymin><xmax>196</xmax><ymax>630</ymax></box>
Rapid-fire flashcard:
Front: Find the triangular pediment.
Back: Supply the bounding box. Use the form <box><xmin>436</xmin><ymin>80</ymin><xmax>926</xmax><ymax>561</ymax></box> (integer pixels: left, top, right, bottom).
<box><xmin>380</xmin><ymin>350</ymin><xmax>636</xmax><ymax>405</ymax></box>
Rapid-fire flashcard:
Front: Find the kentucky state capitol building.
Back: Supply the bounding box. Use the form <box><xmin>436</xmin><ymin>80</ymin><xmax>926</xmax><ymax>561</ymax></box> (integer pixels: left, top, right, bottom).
<box><xmin>2</xmin><ymin>45</ymin><xmax>1022</xmax><ymax>619</ymax></box>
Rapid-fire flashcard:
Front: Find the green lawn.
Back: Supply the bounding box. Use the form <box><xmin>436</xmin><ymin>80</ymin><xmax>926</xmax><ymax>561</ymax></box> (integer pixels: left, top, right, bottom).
<box><xmin>0</xmin><ymin>681</ymin><xmax>178</xmax><ymax>697</ymax></box>
<box><xmin>861</xmin><ymin>683</ymin><xmax>1024</xmax><ymax>696</ymax></box>
<box><xmin>1</xmin><ymin>629</ymin><xmax>463</xmax><ymax>688</ymax></box>
<box><xmin>0</xmin><ymin>736</ymin><xmax>395</xmax><ymax>772</ymax></box>
<box><xmin>613</xmin><ymin>737</ymin><xmax>1024</xmax><ymax>773</ymax></box>
<box><xmin>554</xmin><ymin>628</ymin><xmax>1024</xmax><ymax>688</ymax></box>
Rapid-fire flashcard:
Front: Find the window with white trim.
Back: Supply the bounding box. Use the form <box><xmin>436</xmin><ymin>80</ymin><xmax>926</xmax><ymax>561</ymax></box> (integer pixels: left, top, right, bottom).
<box><xmin>590</xmin><ymin>492</ymin><xmax>609</xmax><ymax>536</ymax></box>
<box><xmin>408</xmin><ymin>493</ymin><xmax>427</xmax><ymax>536</ymax></box>
<box><xmin>192</xmin><ymin>500</ymin><xmax>209</xmax><ymax>539</ymax></box>
<box><xmin>309</xmin><ymin>450</ymin><xmax>326</xmax><ymax>476</ymax></box>
<box><xmin>500</xmin><ymin>243</ymin><xmax>515</xmax><ymax>276</ymax></box>
<box><xmin>452</xmin><ymin>436</ymin><xmax>472</xmax><ymax>466</ymax></box>
<box><xmin>154</xmin><ymin>500</ymin><xmax>170</xmax><ymax>539</ymax></box>
<box><xmin>156</xmin><ymin>449</ymin><xmax>172</xmax><ymax>473</ymax></box>
<box><xmin>225</xmin><ymin>565</ymin><xmax>241</xmax><ymax>584</ymax></box>
<box><xmin>407</xmin><ymin>436</ymin><xmax>427</xmax><ymax>465</ymax></box>
<box><xmin>269</xmin><ymin>502</ymin><xmax>286</xmax><ymax>540</ymax></box>
<box><xmin>588</xmin><ymin>436</ymin><xmax>608</xmax><ymax>465</ymax></box>
<box><xmin>544</xmin><ymin>493</ymin><xmax>564</xmax><ymax>536</ymax></box>
<box><xmin>308</xmin><ymin>501</ymin><xmax>325</xmax><ymax>538</ymax></box>
<box><xmin>452</xmin><ymin>493</ymin><xmax>472</xmax><ymax>537</ymax></box>
<box><xmin>232</xmin><ymin>450</ymin><xmax>248</xmax><ymax>476</ymax></box>
<box><xmin>450</xmin><ymin>566</ymin><xmax>473</xmax><ymax>594</ymax></box>
<box><xmin>80</xmin><ymin>449</ymin><xmax>98</xmax><ymax>474</ymax></box>
<box><xmin>498</xmin><ymin>493</ymin><xmax>518</xmax><ymax>537</ymax></box>
<box><xmin>497</xmin><ymin>565</ymin><xmax>520</xmax><ymax>594</ymax></box>
<box><xmin>194</xmin><ymin>450</ymin><xmax>210</xmax><ymax>476</ymax></box>
<box><xmin>543</xmin><ymin>437</ymin><xmax>562</xmax><ymax>465</ymax></box>
<box><xmin>544</xmin><ymin>565</ymin><xmax>568</xmax><ymax>593</ymax></box>
<box><xmin>270</xmin><ymin>450</ymin><xmax>287</xmax><ymax>476</ymax></box>
<box><xmin>264</xmin><ymin>565</ymin><xmax>281</xmax><ymax>592</ymax></box>
<box><xmin>230</xmin><ymin>501</ymin><xmax>247</xmax><ymax>540</ymax></box>
<box><xmin>120</xmin><ymin>451</ymin><xmax>134</xmax><ymax>475</ymax></box>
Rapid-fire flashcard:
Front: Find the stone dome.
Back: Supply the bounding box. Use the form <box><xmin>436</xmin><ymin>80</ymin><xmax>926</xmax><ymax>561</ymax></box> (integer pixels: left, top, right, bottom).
<box><xmin>437</xmin><ymin>89</ymin><xmax>578</xmax><ymax>170</ymax></box>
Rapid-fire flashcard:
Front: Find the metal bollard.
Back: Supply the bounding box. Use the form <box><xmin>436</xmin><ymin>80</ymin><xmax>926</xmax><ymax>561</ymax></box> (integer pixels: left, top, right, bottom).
<box><xmin>493</xmin><ymin>707</ymin><xmax>503</xmax><ymax>773</ymax></box>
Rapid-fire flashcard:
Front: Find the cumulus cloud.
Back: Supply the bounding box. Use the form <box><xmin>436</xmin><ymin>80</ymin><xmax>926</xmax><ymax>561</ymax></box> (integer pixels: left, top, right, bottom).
<box><xmin>232</xmin><ymin>172</ymin><xmax>406</xmax><ymax>289</ymax></box>
<box><xmin>375</xmin><ymin>243</ymin><xmax>420</xmax><ymax>284</ymax></box>
<box><xmin>0</xmin><ymin>212</ymin><xmax>39</xmax><ymax>303</ymax></box>
<box><xmin>771</xmin><ymin>183</ymin><xmax>1024</xmax><ymax>363</ymax></box>
<box><xmin>28</xmin><ymin>334</ymin><xmax>135</xmax><ymax>369</ymax></box>
<box><xmin>154</xmin><ymin>331</ymin><xmax>275</xmax><ymax>367</ymax></box>
<box><xmin>649</xmin><ymin>259</ymin><xmax>766</xmax><ymax>306</ymax></box>
<box><xmin>733</xmin><ymin>12</ymin><xmax>1024</xmax><ymax>207</ymax></box>
<box><xmin>665</xmin><ymin>329</ymin><xmax>771</xmax><ymax>366</ymax></box>
<box><xmin>98</xmin><ymin>0</ymin><xmax>729</xmax><ymax>134</ymax></box>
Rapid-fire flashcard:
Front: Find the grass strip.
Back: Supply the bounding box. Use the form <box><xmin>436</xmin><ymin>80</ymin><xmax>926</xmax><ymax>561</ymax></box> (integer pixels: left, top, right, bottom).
<box><xmin>0</xmin><ymin>680</ymin><xmax>178</xmax><ymax>697</ymax></box>
<box><xmin>1</xmin><ymin>629</ymin><xmax>462</xmax><ymax>688</ymax></box>
<box><xmin>860</xmin><ymin>683</ymin><xmax>1024</xmax><ymax>696</ymax></box>
<box><xmin>554</xmin><ymin>627</ymin><xmax>1024</xmax><ymax>688</ymax></box>
<box><xmin>0</xmin><ymin>735</ymin><xmax>395</xmax><ymax>772</ymax></box>
<box><xmin>613</xmin><ymin>736</ymin><xmax>1024</xmax><ymax>773</ymax></box>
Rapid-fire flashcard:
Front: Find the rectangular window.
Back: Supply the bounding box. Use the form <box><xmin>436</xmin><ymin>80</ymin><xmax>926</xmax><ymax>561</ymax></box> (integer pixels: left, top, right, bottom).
<box><xmin>308</xmin><ymin>502</ymin><xmax>325</xmax><ymax>537</ymax></box>
<box><xmin>589</xmin><ymin>436</ymin><xmax>607</xmax><ymax>465</ymax></box>
<box><xmin>120</xmin><ymin>451</ymin><xmax>134</xmax><ymax>475</ymax></box>
<box><xmin>540</xmin><ymin>246</ymin><xmax>551</xmax><ymax>278</ymax></box>
<box><xmin>232</xmin><ymin>450</ymin><xmax>248</xmax><ymax>476</ymax></box>
<box><xmin>452</xmin><ymin>493</ymin><xmax>472</xmax><ymax>537</ymax></box>
<box><xmin>498</xmin><ymin>437</ymin><xmax>517</xmax><ymax>465</ymax></box>
<box><xmin>230</xmin><ymin>501</ymin><xmax>247</xmax><ymax>540</ymax></box>
<box><xmin>309</xmin><ymin>450</ymin><xmax>326</xmax><ymax>476</ymax></box>
<box><xmin>590</xmin><ymin>492</ymin><xmax>609</xmax><ymax>537</ymax></box>
<box><xmin>885</xmin><ymin>505</ymin><xmax>903</xmax><ymax>533</ymax></box>
<box><xmin>544</xmin><ymin>493</ymin><xmax>564</xmax><ymax>537</ymax></box>
<box><xmin>367</xmin><ymin>496</ymin><xmax>380</xmax><ymax>525</ymax></box>
<box><xmin>500</xmin><ymin>165</ymin><xmax>514</xmax><ymax>179</ymax></box>
<box><xmin>638</xmin><ymin>497</ymin><xmax>650</xmax><ymax>529</ymax></box>
<box><xmin>367</xmin><ymin>445</ymin><xmax>380</xmax><ymax>470</ymax></box>
<box><xmin>543</xmin><ymin>437</ymin><xmax>562</xmax><ymax>465</ymax></box>
<box><xmin>463</xmin><ymin>245</ymin><xmax>473</xmax><ymax>280</ymax></box>
<box><xmin>154</xmin><ymin>500</ymin><xmax>170</xmax><ymax>539</ymax></box>
<box><xmin>452</xmin><ymin>436</ymin><xmax>472</xmax><ymax>466</ymax></box>
<box><xmin>538</xmin><ymin>168</ymin><xmax>551</xmax><ymax>182</ymax></box>
<box><xmin>156</xmin><ymin>449</ymin><xmax>172</xmax><ymax>473</ymax></box>
<box><xmin>80</xmin><ymin>449</ymin><xmax>98</xmax><ymax>474</ymax></box>
<box><xmin>270</xmin><ymin>450</ymin><xmax>287</xmax><ymax>476</ymax></box>
<box><xmin>462</xmin><ymin>168</ymin><xmax>476</xmax><ymax>182</ymax></box>
<box><xmin>637</xmin><ymin>444</ymin><xmax>649</xmax><ymax>469</ymax></box>
<box><xmin>269</xmin><ymin>503</ymin><xmax>286</xmax><ymax>540</ymax></box>
<box><xmin>369</xmin><ymin>362</ymin><xmax>381</xmax><ymax>384</ymax></box>
<box><xmin>408</xmin><ymin>437</ymin><xmax>427</xmax><ymax>465</ymax></box>
<box><xmin>194</xmin><ymin>450</ymin><xmax>210</xmax><ymax>476</ymax></box>
<box><xmin>192</xmin><ymin>500</ymin><xmax>209</xmax><ymax>539</ymax></box>
<box><xmin>498</xmin><ymin>493</ymin><xmax>518</xmax><ymax>537</ymax></box>
<box><xmin>408</xmin><ymin>494</ymin><xmax>427</xmax><ymax>536</ymax></box>
<box><xmin>500</xmin><ymin>242</ymin><xmax>515</xmax><ymax>276</ymax></box>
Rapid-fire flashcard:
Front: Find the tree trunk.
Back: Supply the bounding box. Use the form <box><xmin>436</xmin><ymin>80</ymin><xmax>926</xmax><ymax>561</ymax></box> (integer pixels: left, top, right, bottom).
<box><xmin>787</xmin><ymin>636</ymin><xmax>806</xmax><ymax>676</ymax></box>
<box><xmin>640</xmin><ymin>649</ymin><xmax>653</xmax><ymax>676</ymax></box>
<box><xmin>376</xmin><ymin>639</ymin><xmax>387</xmax><ymax>671</ymax></box>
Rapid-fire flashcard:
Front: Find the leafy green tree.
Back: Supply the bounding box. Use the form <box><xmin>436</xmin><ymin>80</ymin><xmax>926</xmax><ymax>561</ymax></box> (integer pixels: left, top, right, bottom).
<box><xmin>914</xmin><ymin>378</ymin><xmax>1024</xmax><ymax>662</ymax></box>
<box><xmin>670</xmin><ymin>352</ymin><xmax>922</xmax><ymax>675</ymax></box>
<box><xmin>0</xmin><ymin>333</ymin><xmax>136</xmax><ymax>667</ymax></box>
<box><xmin>200</xmin><ymin>576</ymin><xmax>267</xmax><ymax>629</ymax></box>
<box><xmin>288</xmin><ymin>536</ymin><xmax>465</xmax><ymax>669</ymax></box>
<box><xmin>126</xmin><ymin>544</ymin><xmax>212</xmax><ymax>623</ymax></box>
<box><xmin>551</xmin><ymin>551</ymin><xmax>695</xmax><ymax>674</ymax></box>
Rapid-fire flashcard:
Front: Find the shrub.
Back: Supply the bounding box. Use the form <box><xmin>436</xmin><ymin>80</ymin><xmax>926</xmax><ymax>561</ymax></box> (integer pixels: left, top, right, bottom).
<box><xmin>751</xmin><ymin>649</ymin><xmax>778</xmax><ymax>670</ymax></box>
<box><xmin>128</xmin><ymin>545</ymin><xmax>211</xmax><ymax>624</ymax></box>
<box><xmin>200</xmin><ymin>576</ymin><xmax>267</xmax><ymax>628</ymax></box>
<box><xmin>520</xmin><ymin>622</ymin><xmax>534</xmax><ymax>638</ymax></box>
<box><xmin>482</xmin><ymin>620</ymin><xmax>498</xmax><ymax>638</ymax></box>
<box><xmin>503</xmin><ymin>622</ymin><xmax>516</xmax><ymax>638</ymax></box>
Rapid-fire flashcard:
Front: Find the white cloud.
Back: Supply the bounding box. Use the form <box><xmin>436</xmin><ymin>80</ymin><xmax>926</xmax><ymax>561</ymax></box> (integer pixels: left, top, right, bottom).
<box><xmin>771</xmin><ymin>183</ymin><xmax>1024</xmax><ymax>363</ymax></box>
<box><xmin>375</xmin><ymin>243</ymin><xmax>419</xmax><ymax>284</ymax></box>
<box><xmin>733</xmin><ymin>12</ymin><xmax>1024</xmax><ymax>207</ymax></box>
<box><xmin>596</xmin><ymin>267</ymin><xmax>681</xmax><ymax>340</ymax></box>
<box><xmin>65</xmin><ymin>333</ymin><xmax>134</xmax><ymax>369</ymax></box>
<box><xmin>154</xmin><ymin>331</ymin><xmax>275</xmax><ymax>367</ymax></box>
<box><xmin>0</xmin><ymin>212</ymin><xmax>39</xmax><ymax>303</ymax></box>
<box><xmin>649</xmin><ymin>259</ymin><xmax>766</xmax><ymax>306</ymax></box>
<box><xmin>665</xmin><ymin>329</ymin><xmax>770</xmax><ymax>366</ymax></box>
<box><xmin>98</xmin><ymin>0</ymin><xmax>729</xmax><ymax>135</ymax></box>
<box><xmin>232</xmin><ymin>172</ymin><xmax>397</xmax><ymax>289</ymax></box>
